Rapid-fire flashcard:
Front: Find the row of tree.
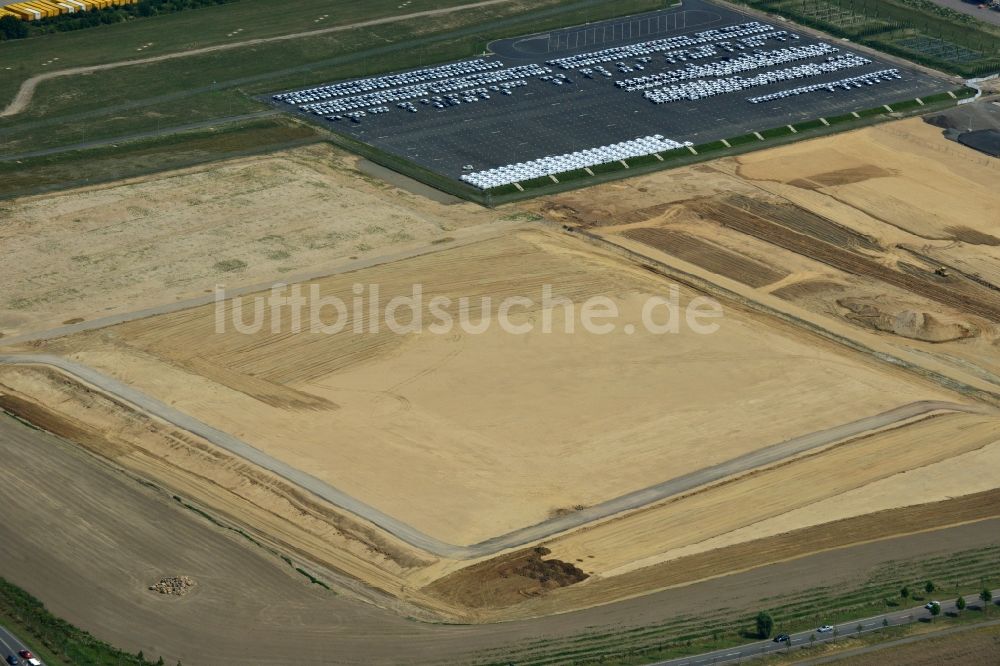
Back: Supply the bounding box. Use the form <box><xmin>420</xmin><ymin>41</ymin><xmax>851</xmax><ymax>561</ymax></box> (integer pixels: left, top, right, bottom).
<box><xmin>0</xmin><ymin>0</ymin><xmax>240</xmax><ymax>41</ymax></box>
<box><xmin>755</xmin><ymin>583</ymin><xmax>995</xmax><ymax>639</ymax></box>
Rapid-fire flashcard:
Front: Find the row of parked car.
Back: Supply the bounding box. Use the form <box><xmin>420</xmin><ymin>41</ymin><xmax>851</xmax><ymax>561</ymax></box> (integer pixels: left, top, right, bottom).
<box><xmin>643</xmin><ymin>54</ymin><xmax>872</xmax><ymax>104</ymax></box>
<box><xmin>617</xmin><ymin>43</ymin><xmax>839</xmax><ymax>92</ymax></box>
<box><xmin>748</xmin><ymin>68</ymin><xmax>902</xmax><ymax>103</ymax></box>
<box><xmin>545</xmin><ymin>21</ymin><xmax>791</xmax><ymax>70</ymax></box>
<box><xmin>273</xmin><ymin>58</ymin><xmax>501</xmax><ymax>105</ymax></box>
<box><xmin>460</xmin><ymin>135</ymin><xmax>691</xmax><ymax>189</ymax></box>
<box><xmin>326</xmin><ymin>81</ymin><xmax>528</xmax><ymax>122</ymax></box>
<box><xmin>295</xmin><ymin>64</ymin><xmax>547</xmax><ymax>116</ymax></box>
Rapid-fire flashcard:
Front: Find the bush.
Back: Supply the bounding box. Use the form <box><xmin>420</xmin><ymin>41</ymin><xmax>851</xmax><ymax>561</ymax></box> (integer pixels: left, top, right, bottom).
<box><xmin>889</xmin><ymin>99</ymin><xmax>923</xmax><ymax>112</ymax></box>
<box><xmin>0</xmin><ymin>577</ymin><xmax>156</xmax><ymax>665</ymax></box>
<box><xmin>755</xmin><ymin>611</ymin><xmax>774</xmax><ymax>639</ymax></box>
<box><xmin>759</xmin><ymin>125</ymin><xmax>794</xmax><ymax>139</ymax></box>
<box><xmin>793</xmin><ymin>119</ymin><xmax>825</xmax><ymax>132</ymax></box>
<box><xmin>214</xmin><ymin>259</ymin><xmax>248</xmax><ymax>272</ymax></box>
<box><xmin>0</xmin><ymin>14</ymin><xmax>29</xmax><ymax>40</ymax></box>
<box><xmin>6</xmin><ymin>0</ymin><xmax>243</xmax><ymax>40</ymax></box>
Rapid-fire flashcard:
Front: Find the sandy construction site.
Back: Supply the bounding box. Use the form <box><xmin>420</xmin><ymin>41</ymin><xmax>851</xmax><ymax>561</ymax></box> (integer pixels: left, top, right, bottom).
<box><xmin>2</xmin><ymin>114</ymin><xmax>1000</xmax><ymax>632</ymax></box>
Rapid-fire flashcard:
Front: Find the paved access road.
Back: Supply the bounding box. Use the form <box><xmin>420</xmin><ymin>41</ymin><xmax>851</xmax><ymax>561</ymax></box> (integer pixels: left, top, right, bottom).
<box><xmin>651</xmin><ymin>590</ymin><xmax>1000</xmax><ymax>665</ymax></box>
<box><xmin>0</xmin><ymin>624</ymin><xmax>39</xmax><ymax>665</ymax></box>
<box><xmin>0</xmin><ymin>350</ymin><xmax>994</xmax><ymax>559</ymax></box>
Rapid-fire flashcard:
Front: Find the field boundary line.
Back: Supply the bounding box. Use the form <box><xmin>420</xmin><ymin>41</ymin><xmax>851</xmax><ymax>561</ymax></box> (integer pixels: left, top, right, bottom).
<box><xmin>0</xmin><ymin>349</ymin><xmax>990</xmax><ymax>559</ymax></box>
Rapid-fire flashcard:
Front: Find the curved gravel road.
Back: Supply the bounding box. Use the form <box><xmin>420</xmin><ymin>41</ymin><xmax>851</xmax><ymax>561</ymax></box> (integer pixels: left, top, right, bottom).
<box><xmin>0</xmin><ymin>353</ymin><xmax>994</xmax><ymax>559</ymax></box>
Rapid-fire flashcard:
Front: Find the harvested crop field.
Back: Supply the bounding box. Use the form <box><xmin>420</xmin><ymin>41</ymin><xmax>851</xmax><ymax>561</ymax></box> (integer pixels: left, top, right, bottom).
<box><xmin>19</xmin><ymin>228</ymin><xmax>957</xmax><ymax>550</ymax></box>
<box><xmin>4</xmin><ymin>99</ymin><xmax>1000</xmax><ymax>633</ymax></box>
<box><xmin>0</xmin><ymin>143</ymin><xmax>495</xmax><ymax>340</ymax></box>
<box><xmin>5</xmin><ymin>409</ymin><xmax>1000</xmax><ymax>664</ymax></box>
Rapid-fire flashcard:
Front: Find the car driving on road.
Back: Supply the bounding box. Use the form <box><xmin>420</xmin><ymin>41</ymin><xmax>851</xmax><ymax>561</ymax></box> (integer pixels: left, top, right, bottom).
<box><xmin>17</xmin><ymin>651</ymin><xmax>39</xmax><ymax>666</ymax></box>
<box><xmin>817</xmin><ymin>625</ymin><xmax>834</xmax><ymax>633</ymax></box>
<box><xmin>5</xmin><ymin>655</ymin><xmax>19</xmax><ymax>666</ymax></box>
<box><xmin>773</xmin><ymin>633</ymin><xmax>790</xmax><ymax>643</ymax></box>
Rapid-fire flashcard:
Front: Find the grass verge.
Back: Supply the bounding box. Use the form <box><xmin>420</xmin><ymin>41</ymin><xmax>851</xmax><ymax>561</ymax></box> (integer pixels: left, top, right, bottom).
<box><xmin>0</xmin><ymin>578</ymin><xmax>154</xmax><ymax>666</ymax></box>
<box><xmin>475</xmin><ymin>542</ymin><xmax>1000</xmax><ymax>665</ymax></box>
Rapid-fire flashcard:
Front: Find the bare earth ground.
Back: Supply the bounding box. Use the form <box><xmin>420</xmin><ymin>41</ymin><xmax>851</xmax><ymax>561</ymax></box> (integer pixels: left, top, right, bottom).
<box><xmin>2</xmin><ymin>412</ymin><xmax>999</xmax><ymax>665</ymax></box>
<box><xmin>2</xmin><ymin>225</ymin><xmax>997</xmax><ymax>619</ymax></box>
<box><xmin>3</xmin><ymin>107</ymin><xmax>1000</xmax><ymax>637</ymax></box>
<box><xmin>16</xmin><ymin>229</ymin><xmax>962</xmax><ymax>548</ymax></box>
<box><xmin>0</xmin><ymin>143</ymin><xmax>496</xmax><ymax>339</ymax></box>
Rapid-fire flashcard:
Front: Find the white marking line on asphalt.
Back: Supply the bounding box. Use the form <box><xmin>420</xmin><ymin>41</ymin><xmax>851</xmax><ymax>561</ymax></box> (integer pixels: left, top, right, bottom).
<box><xmin>0</xmin><ymin>632</ymin><xmax>19</xmax><ymax>656</ymax></box>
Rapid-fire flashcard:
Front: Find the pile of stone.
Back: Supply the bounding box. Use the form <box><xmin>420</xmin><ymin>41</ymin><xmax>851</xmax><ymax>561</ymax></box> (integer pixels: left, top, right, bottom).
<box><xmin>148</xmin><ymin>575</ymin><xmax>195</xmax><ymax>596</ymax></box>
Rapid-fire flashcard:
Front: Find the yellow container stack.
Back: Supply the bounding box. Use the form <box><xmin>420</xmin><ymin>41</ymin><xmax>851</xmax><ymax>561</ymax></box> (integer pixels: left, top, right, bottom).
<box><xmin>1</xmin><ymin>0</ymin><xmax>139</xmax><ymax>20</ymax></box>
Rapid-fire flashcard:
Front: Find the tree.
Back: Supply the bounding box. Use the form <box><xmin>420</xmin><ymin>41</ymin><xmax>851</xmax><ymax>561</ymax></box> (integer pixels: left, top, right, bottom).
<box><xmin>981</xmin><ymin>588</ymin><xmax>993</xmax><ymax>611</ymax></box>
<box><xmin>900</xmin><ymin>585</ymin><xmax>910</xmax><ymax>599</ymax></box>
<box><xmin>856</xmin><ymin>623</ymin><xmax>863</xmax><ymax>637</ymax></box>
<box><xmin>756</xmin><ymin>611</ymin><xmax>774</xmax><ymax>639</ymax></box>
<box><xmin>929</xmin><ymin>602</ymin><xmax>941</xmax><ymax>619</ymax></box>
<box><xmin>882</xmin><ymin>617</ymin><xmax>889</xmax><ymax>628</ymax></box>
<box><xmin>137</xmin><ymin>652</ymin><xmax>144</xmax><ymax>661</ymax></box>
<box><xmin>0</xmin><ymin>15</ymin><xmax>29</xmax><ymax>40</ymax></box>
<box><xmin>157</xmin><ymin>658</ymin><xmax>165</xmax><ymax>666</ymax></box>
<box><xmin>924</xmin><ymin>580</ymin><xmax>935</xmax><ymax>594</ymax></box>
<box><xmin>956</xmin><ymin>596</ymin><xmax>966</xmax><ymax>612</ymax></box>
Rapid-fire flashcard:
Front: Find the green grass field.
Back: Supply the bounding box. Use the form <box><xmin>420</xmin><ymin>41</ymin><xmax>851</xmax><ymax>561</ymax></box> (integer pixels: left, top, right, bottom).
<box><xmin>0</xmin><ymin>0</ymin><xmax>482</xmax><ymax>106</ymax></box>
<box><xmin>736</xmin><ymin>0</ymin><xmax>1000</xmax><ymax>76</ymax></box>
<box><xmin>0</xmin><ymin>0</ymin><xmax>980</xmax><ymax>204</ymax></box>
<box><xmin>0</xmin><ymin>117</ymin><xmax>323</xmax><ymax>199</ymax></box>
<box><xmin>0</xmin><ymin>0</ymin><xmax>664</xmax><ymax>158</ymax></box>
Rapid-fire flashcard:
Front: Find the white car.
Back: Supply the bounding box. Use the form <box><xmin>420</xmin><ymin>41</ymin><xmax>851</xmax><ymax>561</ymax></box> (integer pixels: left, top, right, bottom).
<box><xmin>817</xmin><ymin>625</ymin><xmax>834</xmax><ymax>633</ymax></box>
<box><xmin>925</xmin><ymin>601</ymin><xmax>941</xmax><ymax>610</ymax></box>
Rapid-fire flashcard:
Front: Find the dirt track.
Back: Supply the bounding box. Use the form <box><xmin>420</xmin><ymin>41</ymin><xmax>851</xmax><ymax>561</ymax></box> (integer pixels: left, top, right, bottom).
<box><xmin>2</xmin><ymin>411</ymin><xmax>999</xmax><ymax>665</ymax></box>
<box><xmin>0</xmin><ymin>352</ymin><xmax>991</xmax><ymax>559</ymax></box>
<box><xmin>689</xmin><ymin>195</ymin><xmax>1000</xmax><ymax>323</ymax></box>
<box><xmin>0</xmin><ymin>0</ymin><xmax>514</xmax><ymax>117</ymax></box>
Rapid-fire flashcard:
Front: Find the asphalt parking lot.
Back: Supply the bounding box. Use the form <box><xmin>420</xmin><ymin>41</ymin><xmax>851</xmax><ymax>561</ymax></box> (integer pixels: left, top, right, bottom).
<box><xmin>269</xmin><ymin>0</ymin><xmax>952</xmax><ymax>184</ymax></box>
